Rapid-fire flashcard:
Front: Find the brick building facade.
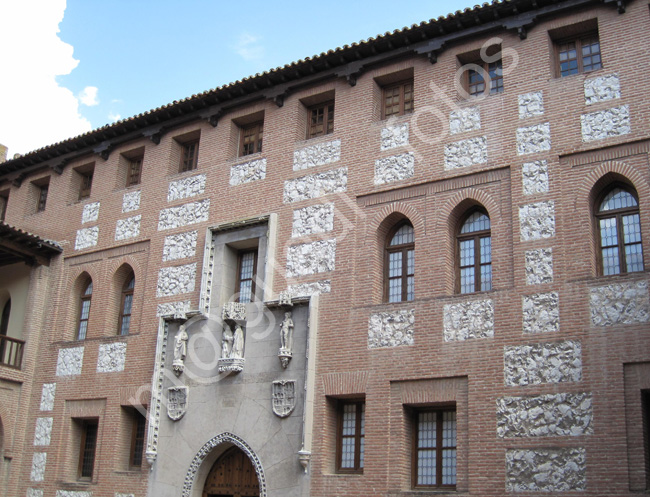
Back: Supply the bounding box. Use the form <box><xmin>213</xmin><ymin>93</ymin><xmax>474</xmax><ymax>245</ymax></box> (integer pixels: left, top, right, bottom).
<box><xmin>0</xmin><ymin>0</ymin><xmax>649</xmax><ymax>496</ymax></box>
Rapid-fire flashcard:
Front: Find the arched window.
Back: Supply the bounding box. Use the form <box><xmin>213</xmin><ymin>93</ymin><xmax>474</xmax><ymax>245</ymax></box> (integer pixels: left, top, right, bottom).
<box><xmin>77</xmin><ymin>280</ymin><xmax>93</xmax><ymax>340</ymax></box>
<box><xmin>458</xmin><ymin>209</ymin><xmax>491</xmax><ymax>294</ymax></box>
<box><xmin>118</xmin><ymin>275</ymin><xmax>135</xmax><ymax>335</ymax></box>
<box><xmin>0</xmin><ymin>299</ymin><xmax>9</xmax><ymax>337</ymax></box>
<box><xmin>386</xmin><ymin>221</ymin><xmax>414</xmax><ymax>302</ymax></box>
<box><xmin>596</xmin><ymin>185</ymin><xmax>644</xmax><ymax>275</ymax></box>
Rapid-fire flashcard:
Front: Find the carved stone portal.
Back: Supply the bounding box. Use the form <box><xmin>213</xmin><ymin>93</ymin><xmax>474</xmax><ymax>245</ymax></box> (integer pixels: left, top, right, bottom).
<box><xmin>167</xmin><ymin>386</ymin><xmax>188</xmax><ymax>421</ymax></box>
<box><xmin>272</xmin><ymin>380</ymin><xmax>296</xmax><ymax>418</ymax></box>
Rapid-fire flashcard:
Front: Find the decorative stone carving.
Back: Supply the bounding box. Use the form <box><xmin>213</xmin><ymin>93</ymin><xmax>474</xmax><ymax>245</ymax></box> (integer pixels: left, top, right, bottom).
<box><xmin>293</xmin><ymin>139</ymin><xmax>341</xmax><ymax>170</ymax></box>
<box><xmin>172</xmin><ymin>324</ymin><xmax>188</xmax><ymax>375</ymax></box>
<box><xmin>218</xmin><ymin>324</ymin><xmax>245</xmax><ymax>373</ymax></box>
<box><xmin>122</xmin><ymin>190</ymin><xmax>141</xmax><ymax>213</ymax></box>
<box><xmin>504</xmin><ymin>340</ymin><xmax>582</xmax><ymax>386</ymax></box>
<box><xmin>230</xmin><ymin>158</ymin><xmax>266</xmax><ymax>186</ymax></box>
<box><xmin>74</xmin><ymin>226</ymin><xmax>99</xmax><ymax>251</ymax></box>
<box><xmin>584</xmin><ymin>73</ymin><xmax>621</xmax><ymax>105</ymax></box>
<box><xmin>167</xmin><ymin>386</ymin><xmax>188</xmax><ymax>421</ymax></box>
<box><xmin>158</xmin><ymin>199</ymin><xmax>210</xmax><ymax>230</ymax></box>
<box><xmin>55</xmin><ymin>491</ymin><xmax>92</xmax><ymax>497</ymax></box>
<box><xmin>283</xmin><ymin>167</ymin><xmax>348</xmax><ymax>203</ymax></box>
<box><xmin>286</xmin><ymin>239</ymin><xmax>336</xmax><ymax>277</ymax></box>
<box><xmin>298</xmin><ymin>449</ymin><xmax>311</xmax><ymax>474</ymax></box>
<box><xmin>40</xmin><ymin>383</ymin><xmax>56</xmax><ymax>411</ymax></box>
<box><xmin>381</xmin><ymin>123</ymin><xmax>409</xmax><ymax>150</ymax></box>
<box><xmin>30</xmin><ymin>452</ymin><xmax>46</xmax><ymax>481</ymax></box>
<box><xmin>581</xmin><ymin>105</ymin><xmax>630</xmax><ymax>142</ymax></box>
<box><xmin>519</xmin><ymin>200</ymin><xmax>555</xmax><ymax>241</ymax></box>
<box><xmin>518</xmin><ymin>92</ymin><xmax>544</xmax><ymax>119</ymax></box>
<box><xmin>182</xmin><ymin>432</ymin><xmax>267</xmax><ymax>497</ymax></box>
<box><xmin>278</xmin><ymin>291</ymin><xmax>293</xmax><ymax>307</ymax></box>
<box><xmin>443</xmin><ymin>299</ymin><xmax>494</xmax><ymax>342</ymax></box>
<box><xmin>27</xmin><ymin>489</ymin><xmax>44</xmax><ymax>497</ymax></box>
<box><xmin>292</xmin><ymin>203</ymin><xmax>334</xmax><ymax>237</ymax></box>
<box><xmin>272</xmin><ymin>380</ymin><xmax>296</xmax><ymax>417</ymax></box>
<box><xmin>521</xmin><ymin>160</ymin><xmax>548</xmax><ymax>195</ymax></box>
<box><xmin>156</xmin><ymin>301</ymin><xmax>191</xmax><ymax>317</ymax></box>
<box><xmin>525</xmin><ymin>248</ymin><xmax>553</xmax><ymax>285</ymax></box>
<box><xmin>81</xmin><ymin>201</ymin><xmax>100</xmax><ymax>224</ymax></box>
<box><xmin>288</xmin><ymin>280</ymin><xmax>331</xmax><ymax>297</ymax></box>
<box><xmin>222</xmin><ymin>302</ymin><xmax>246</xmax><ymax>322</ymax></box>
<box><xmin>115</xmin><ymin>215</ymin><xmax>141</xmax><ymax>241</ymax></box>
<box><xmin>156</xmin><ymin>263</ymin><xmax>197</xmax><ymax>297</ymax></box>
<box><xmin>449</xmin><ymin>106</ymin><xmax>481</xmax><ymax>134</ymax></box>
<box><xmin>97</xmin><ymin>342</ymin><xmax>127</xmax><ymax>372</ymax></box>
<box><xmin>444</xmin><ymin>136</ymin><xmax>488</xmax><ymax>170</ymax></box>
<box><xmin>368</xmin><ymin>309</ymin><xmax>415</xmax><ymax>349</ymax></box>
<box><xmin>168</xmin><ymin>173</ymin><xmax>206</xmax><ymax>202</ymax></box>
<box><xmin>497</xmin><ymin>392</ymin><xmax>593</xmax><ymax>437</ymax></box>
<box><xmin>56</xmin><ymin>347</ymin><xmax>84</xmax><ymax>376</ymax></box>
<box><xmin>33</xmin><ymin>417</ymin><xmax>53</xmax><ymax>446</ymax></box>
<box><xmin>163</xmin><ymin>230</ymin><xmax>198</xmax><ymax>262</ymax></box>
<box><xmin>115</xmin><ymin>494</ymin><xmax>135</xmax><ymax>497</ymax></box>
<box><xmin>590</xmin><ymin>281</ymin><xmax>650</xmax><ymax>326</ymax></box>
<box><xmin>505</xmin><ymin>448</ymin><xmax>586</xmax><ymax>492</ymax></box>
<box><xmin>374</xmin><ymin>152</ymin><xmax>415</xmax><ymax>185</ymax></box>
<box><xmin>278</xmin><ymin>311</ymin><xmax>294</xmax><ymax>368</ymax></box>
<box><xmin>516</xmin><ymin>122</ymin><xmax>551</xmax><ymax>155</ymax></box>
<box><xmin>523</xmin><ymin>292</ymin><xmax>559</xmax><ymax>334</ymax></box>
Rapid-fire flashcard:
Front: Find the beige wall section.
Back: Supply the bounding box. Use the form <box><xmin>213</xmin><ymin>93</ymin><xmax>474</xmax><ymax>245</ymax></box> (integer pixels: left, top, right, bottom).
<box><xmin>0</xmin><ymin>263</ymin><xmax>30</xmax><ymax>340</ymax></box>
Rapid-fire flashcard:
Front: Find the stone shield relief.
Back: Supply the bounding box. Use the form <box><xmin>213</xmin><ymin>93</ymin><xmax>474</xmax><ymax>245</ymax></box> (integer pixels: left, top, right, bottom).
<box><xmin>167</xmin><ymin>386</ymin><xmax>188</xmax><ymax>421</ymax></box>
<box><xmin>272</xmin><ymin>380</ymin><xmax>296</xmax><ymax>418</ymax></box>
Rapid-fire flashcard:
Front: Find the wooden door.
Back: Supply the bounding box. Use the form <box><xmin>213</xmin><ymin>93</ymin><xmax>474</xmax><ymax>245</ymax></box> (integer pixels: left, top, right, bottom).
<box><xmin>203</xmin><ymin>446</ymin><xmax>260</xmax><ymax>497</ymax></box>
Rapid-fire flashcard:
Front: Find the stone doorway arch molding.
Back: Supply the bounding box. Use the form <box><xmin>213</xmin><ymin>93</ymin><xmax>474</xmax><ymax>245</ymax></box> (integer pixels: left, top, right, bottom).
<box><xmin>182</xmin><ymin>432</ymin><xmax>267</xmax><ymax>497</ymax></box>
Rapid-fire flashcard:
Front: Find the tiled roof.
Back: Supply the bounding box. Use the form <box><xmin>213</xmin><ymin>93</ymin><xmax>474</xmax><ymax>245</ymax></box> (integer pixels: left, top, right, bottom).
<box><xmin>0</xmin><ymin>221</ymin><xmax>62</xmax><ymax>266</ymax></box>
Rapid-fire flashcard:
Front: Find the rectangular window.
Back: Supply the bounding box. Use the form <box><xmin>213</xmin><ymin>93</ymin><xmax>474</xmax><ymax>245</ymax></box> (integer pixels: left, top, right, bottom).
<box><xmin>78</xmin><ymin>419</ymin><xmax>98</xmax><ymax>479</ymax></box>
<box><xmin>130</xmin><ymin>410</ymin><xmax>146</xmax><ymax>468</ymax></box>
<box><xmin>382</xmin><ymin>80</ymin><xmax>414</xmax><ymax>119</ymax></box>
<box><xmin>337</xmin><ymin>401</ymin><xmax>365</xmax><ymax>473</ymax></box>
<box><xmin>308</xmin><ymin>101</ymin><xmax>334</xmax><ymax>139</ymax></box>
<box><xmin>240</xmin><ymin>122</ymin><xmax>263</xmax><ymax>156</ymax></box>
<box><xmin>0</xmin><ymin>191</ymin><xmax>8</xmax><ymax>221</ymax></box>
<box><xmin>127</xmin><ymin>156</ymin><xmax>143</xmax><ymax>186</ymax></box>
<box><xmin>556</xmin><ymin>34</ymin><xmax>601</xmax><ymax>77</ymax></box>
<box><xmin>644</xmin><ymin>390</ymin><xmax>650</xmax><ymax>490</ymax></box>
<box><xmin>37</xmin><ymin>184</ymin><xmax>49</xmax><ymax>212</ymax></box>
<box><xmin>78</xmin><ymin>171</ymin><xmax>93</xmax><ymax>200</ymax></box>
<box><xmin>467</xmin><ymin>59</ymin><xmax>503</xmax><ymax>96</ymax></box>
<box><xmin>236</xmin><ymin>250</ymin><xmax>257</xmax><ymax>303</ymax></box>
<box><xmin>413</xmin><ymin>408</ymin><xmax>456</xmax><ymax>488</ymax></box>
<box><xmin>180</xmin><ymin>140</ymin><xmax>199</xmax><ymax>172</ymax></box>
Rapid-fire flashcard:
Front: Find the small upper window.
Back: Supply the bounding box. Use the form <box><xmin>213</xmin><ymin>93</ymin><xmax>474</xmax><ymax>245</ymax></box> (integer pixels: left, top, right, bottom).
<box><xmin>240</xmin><ymin>122</ymin><xmax>263</xmax><ymax>157</ymax></box>
<box><xmin>118</xmin><ymin>275</ymin><xmax>135</xmax><ymax>335</ymax></box>
<box><xmin>0</xmin><ymin>190</ymin><xmax>8</xmax><ymax>221</ymax></box>
<box><xmin>78</xmin><ymin>171</ymin><xmax>93</xmax><ymax>201</ymax></box>
<box><xmin>382</xmin><ymin>80</ymin><xmax>414</xmax><ymax>119</ymax></box>
<box><xmin>236</xmin><ymin>250</ymin><xmax>257</xmax><ymax>303</ymax></box>
<box><xmin>466</xmin><ymin>59</ymin><xmax>503</xmax><ymax>96</ymax></box>
<box><xmin>180</xmin><ymin>140</ymin><xmax>199</xmax><ymax>172</ymax></box>
<box><xmin>386</xmin><ymin>221</ymin><xmax>415</xmax><ymax>302</ymax></box>
<box><xmin>37</xmin><ymin>184</ymin><xmax>49</xmax><ymax>212</ymax></box>
<box><xmin>127</xmin><ymin>156</ymin><xmax>143</xmax><ymax>187</ymax></box>
<box><xmin>458</xmin><ymin>210</ymin><xmax>492</xmax><ymax>294</ymax></box>
<box><xmin>556</xmin><ymin>34</ymin><xmax>601</xmax><ymax>77</ymax></box>
<box><xmin>596</xmin><ymin>185</ymin><xmax>644</xmax><ymax>275</ymax></box>
<box><xmin>307</xmin><ymin>101</ymin><xmax>334</xmax><ymax>139</ymax></box>
<box><xmin>77</xmin><ymin>280</ymin><xmax>93</xmax><ymax>340</ymax></box>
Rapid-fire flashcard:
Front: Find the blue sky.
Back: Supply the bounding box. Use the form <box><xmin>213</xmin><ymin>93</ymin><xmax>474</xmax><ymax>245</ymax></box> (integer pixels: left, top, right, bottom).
<box><xmin>0</xmin><ymin>0</ymin><xmax>474</xmax><ymax>156</ymax></box>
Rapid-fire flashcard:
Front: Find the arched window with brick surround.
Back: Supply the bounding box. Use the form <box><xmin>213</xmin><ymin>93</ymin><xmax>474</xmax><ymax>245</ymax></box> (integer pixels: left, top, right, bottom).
<box><xmin>118</xmin><ymin>273</ymin><xmax>135</xmax><ymax>335</ymax></box>
<box><xmin>457</xmin><ymin>208</ymin><xmax>491</xmax><ymax>294</ymax></box>
<box><xmin>596</xmin><ymin>184</ymin><xmax>644</xmax><ymax>275</ymax></box>
<box><xmin>385</xmin><ymin>221</ymin><xmax>415</xmax><ymax>302</ymax></box>
<box><xmin>77</xmin><ymin>278</ymin><xmax>93</xmax><ymax>341</ymax></box>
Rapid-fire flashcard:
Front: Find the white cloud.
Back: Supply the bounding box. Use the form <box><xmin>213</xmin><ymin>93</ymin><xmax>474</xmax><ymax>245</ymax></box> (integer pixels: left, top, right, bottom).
<box><xmin>232</xmin><ymin>32</ymin><xmax>264</xmax><ymax>61</ymax></box>
<box><xmin>0</xmin><ymin>0</ymin><xmax>93</xmax><ymax>156</ymax></box>
<box><xmin>78</xmin><ymin>86</ymin><xmax>99</xmax><ymax>106</ymax></box>
<box><xmin>108</xmin><ymin>112</ymin><xmax>121</xmax><ymax>123</ymax></box>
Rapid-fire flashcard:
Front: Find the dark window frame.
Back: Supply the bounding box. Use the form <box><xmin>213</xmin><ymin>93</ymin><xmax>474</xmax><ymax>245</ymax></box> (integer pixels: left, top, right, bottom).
<box><xmin>78</xmin><ymin>171</ymin><xmax>93</xmax><ymax>201</ymax></box>
<box><xmin>307</xmin><ymin>101</ymin><xmax>335</xmax><ymax>139</ymax></box>
<box><xmin>77</xmin><ymin>280</ymin><xmax>93</xmax><ymax>341</ymax></box>
<box><xmin>595</xmin><ymin>184</ymin><xmax>644</xmax><ymax>276</ymax></box>
<box><xmin>239</xmin><ymin>121</ymin><xmax>264</xmax><ymax>157</ymax></box>
<box><xmin>382</xmin><ymin>79</ymin><xmax>414</xmax><ymax>119</ymax></box>
<box><xmin>179</xmin><ymin>140</ymin><xmax>199</xmax><ymax>173</ymax></box>
<box><xmin>554</xmin><ymin>32</ymin><xmax>602</xmax><ymax>77</ymax></box>
<box><xmin>411</xmin><ymin>405</ymin><xmax>457</xmax><ymax>489</ymax></box>
<box><xmin>78</xmin><ymin>418</ymin><xmax>99</xmax><ymax>480</ymax></box>
<box><xmin>235</xmin><ymin>249</ymin><xmax>258</xmax><ymax>303</ymax></box>
<box><xmin>118</xmin><ymin>275</ymin><xmax>135</xmax><ymax>336</ymax></box>
<box><xmin>37</xmin><ymin>184</ymin><xmax>49</xmax><ymax>212</ymax></box>
<box><xmin>130</xmin><ymin>409</ymin><xmax>146</xmax><ymax>469</ymax></box>
<box><xmin>336</xmin><ymin>400</ymin><xmax>365</xmax><ymax>474</ymax></box>
<box><xmin>385</xmin><ymin>221</ymin><xmax>415</xmax><ymax>303</ymax></box>
<box><xmin>126</xmin><ymin>156</ymin><xmax>143</xmax><ymax>187</ymax></box>
<box><xmin>0</xmin><ymin>192</ymin><xmax>8</xmax><ymax>221</ymax></box>
<box><xmin>457</xmin><ymin>208</ymin><xmax>492</xmax><ymax>294</ymax></box>
<box><xmin>465</xmin><ymin>59</ymin><xmax>504</xmax><ymax>96</ymax></box>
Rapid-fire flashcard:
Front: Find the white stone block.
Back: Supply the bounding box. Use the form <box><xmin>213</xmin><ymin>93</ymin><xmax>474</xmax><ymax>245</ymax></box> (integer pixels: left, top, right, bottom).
<box><xmin>524</xmin><ymin>248</ymin><xmax>553</xmax><ymax>285</ymax></box>
<box><xmin>158</xmin><ymin>199</ymin><xmax>210</xmax><ymax>230</ymax></box>
<box><xmin>156</xmin><ymin>263</ymin><xmax>197</xmax><ymax>297</ymax></box>
<box><xmin>27</xmin><ymin>489</ymin><xmax>44</xmax><ymax>497</ymax></box>
<box><xmin>368</xmin><ymin>309</ymin><xmax>415</xmax><ymax>348</ymax></box>
<box><xmin>519</xmin><ymin>200</ymin><xmax>555</xmax><ymax>241</ymax></box>
<box><xmin>443</xmin><ymin>299</ymin><xmax>494</xmax><ymax>341</ymax></box>
<box><xmin>444</xmin><ymin>136</ymin><xmax>488</xmax><ymax>170</ymax></box>
<box><xmin>122</xmin><ymin>190</ymin><xmax>141</xmax><ymax>213</ymax></box>
<box><xmin>449</xmin><ymin>106</ymin><xmax>481</xmax><ymax>134</ymax></box>
<box><xmin>40</xmin><ymin>383</ymin><xmax>56</xmax><ymax>411</ymax></box>
<box><xmin>292</xmin><ymin>203</ymin><xmax>334</xmax><ymax>237</ymax></box>
<box><xmin>168</xmin><ymin>173</ymin><xmax>206</xmax><ymax>202</ymax></box>
<box><xmin>286</xmin><ymin>239</ymin><xmax>336</xmax><ymax>278</ymax></box>
<box><xmin>33</xmin><ymin>417</ymin><xmax>53</xmax><ymax>446</ymax></box>
<box><xmin>30</xmin><ymin>452</ymin><xmax>46</xmax><ymax>481</ymax></box>
<box><xmin>97</xmin><ymin>342</ymin><xmax>127</xmax><ymax>373</ymax></box>
<box><xmin>293</xmin><ymin>139</ymin><xmax>341</xmax><ymax>170</ymax></box>
<box><xmin>81</xmin><ymin>202</ymin><xmax>100</xmax><ymax>224</ymax></box>
<box><xmin>75</xmin><ymin>226</ymin><xmax>99</xmax><ymax>251</ymax></box>
<box><xmin>590</xmin><ymin>281</ymin><xmax>650</xmax><ymax>326</ymax></box>
<box><xmin>115</xmin><ymin>215</ymin><xmax>141</xmax><ymax>241</ymax></box>
<box><xmin>56</xmin><ymin>347</ymin><xmax>84</xmax><ymax>376</ymax></box>
<box><xmin>518</xmin><ymin>92</ymin><xmax>544</xmax><ymax>119</ymax></box>
<box><xmin>504</xmin><ymin>340</ymin><xmax>582</xmax><ymax>386</ymax></box>
<box><xmin>584</xmin><ymin>73</ymin><xmax>621</xmax><ymax>105</ymax></box>
<box><xmin>163</xmin><ymin>231</ymin><xmax>198</xmax><ymax>261</ymax></box>
<box><xmin>522</xmin><ymin>160</ymin><xmax>548</xmax><ymax>195</ymax></box>
<box><xmin>506</xmin><ymin>448</ymin><xmax>586</xmax><ymax>492</ymax></box>
<box><xmin>380</xmin><ymin>123</ymin><xmax>409</xmax><ymax>150</ymax></box>
<box><xmin>230</xmin><ymin>158</ymin><xmax>266</xmax><ymax>186</ymax></box>
<box><xmin>374</xmin><ymin>153</ymin><xmax>414</xmax><ymax>185</ymax></box>
<box><xmin>581</xmin><ymin>105</ymin><xmax>630</xmax><ymax>142</ymax></box>
<box><xmin>287</xmin><ymin>280</ymin><xmax>331</xmax><ymax>298</ymax></box>
<box><xmin>156</xmin><ymin>301</ymin><xmax>191</xmax><ymax>317</ymax></box>
<box><xmin>523</xmin><ymin>292</ymin><xmax>559</xmax><ymax>334</ymax></box>
<box><xmin>516</xmin><ymin>122</ymin><xmax>551</xmax><ymax>155</ymax></box>
<box><xmin>283</xmin><ymin>167</ymin><xmax>347</xmax><ymax>203</ymax></box>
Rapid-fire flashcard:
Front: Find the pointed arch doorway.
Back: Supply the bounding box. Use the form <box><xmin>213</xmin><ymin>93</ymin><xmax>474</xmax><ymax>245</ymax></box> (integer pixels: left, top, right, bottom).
<box><xmin>203</xmin><ymin>446</ymin><xmax>260</xmax><ymax>497</ymax></box>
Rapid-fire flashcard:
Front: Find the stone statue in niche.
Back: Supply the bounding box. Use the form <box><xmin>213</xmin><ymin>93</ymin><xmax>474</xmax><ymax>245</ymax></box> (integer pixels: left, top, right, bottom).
<box><xmin>218</xmin><ymin>323</ymin><xmax>245</xmax><ymax>373</ymax></box>
<box><xmin>172</xmin><ymin>324</ymin><xmax>189</xmax><ymax>376</ymax></box>
<box><xmin>221</xmin><ymin>326</ymin><xmax>233</xmax><ymax>359</ymax></box>
<box><xmin>278</xmin><ymin>311</ymin><xmax>294</xmax><ymax>369</ymax></box>
<box><xmin>231</xmin><ymin>324</ymin><xmax>245</xmax><ymax>359</ymax></box>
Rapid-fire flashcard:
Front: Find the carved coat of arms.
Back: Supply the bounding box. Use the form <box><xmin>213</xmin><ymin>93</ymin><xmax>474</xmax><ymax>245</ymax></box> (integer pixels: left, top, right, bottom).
<box><xmin>167</xmin><ymin>386</ymin><xmax>188</xmax><ymax>421</ymax></box>
<box><xmin>272</xmin><ymin>380</ymin><xmax>296</xmax><ymax>418</ymax></box>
